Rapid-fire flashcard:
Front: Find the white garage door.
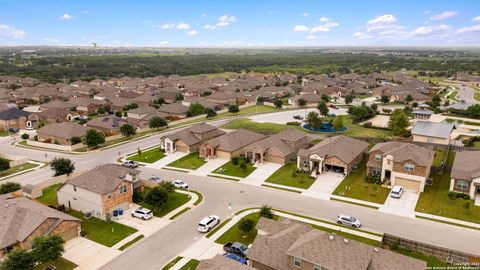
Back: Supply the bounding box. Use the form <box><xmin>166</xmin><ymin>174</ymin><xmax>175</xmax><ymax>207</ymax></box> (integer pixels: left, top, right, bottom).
<box><xmin>395</xmin><ymin>177</ymin><xmax>421</xmax><ymax>192</ymax></box>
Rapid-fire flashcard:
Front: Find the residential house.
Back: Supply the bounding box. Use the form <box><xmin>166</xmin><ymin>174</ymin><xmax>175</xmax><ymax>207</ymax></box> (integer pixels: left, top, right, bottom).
<box><xmin>248</xmin><ymin>217</ymin><xmax>426</xmax><ymax>270</ymax></box>
<box><xmin>127</xmin><ymin>106</ymin><xmax>157</xmax><ymax>120</ymax></box>
<box><xmin>412</xmin><ymin>104</ymin><xmax>433</xmax><ymax>121</ymax></box>
<box><xmin>38</xmin><ymin>107</ymin><xmax>76</xmax><ymax>123</ymax></box>
<box><xmin>37</xmin><ymin>122</ymin><xmax>88</xmax><ymax>145</ymax></box>
<box><xmin>206</xmin><ymin>92</ymin><xmax>238</xmax><ymax>106</ymax></box>
<box><xmin>0</xmin><ymin>194</ymin><xmax>80</xmax><ymax>259</ymax></box>
<box><xmin>367</xmin><ymin>142</ymin><xmax>434</xmax><ymax>192</ymax></box>
<box><xmin>244</xmin><ymin>129</ymin><xmax>311</xmax><ymax>164</ymax></box>
<box><xmin>158</xmin><ymin>103</ymin><xmax>189</xmax><ymax>120</ymax></box>
<box><xmin>58</xmin><ymin>164</ymin><xmax>141</xmax><ymax>219</ymax></box>
<box><xmin>450</xmin><ymin>150</ymin><xmax>480</xmax><ymax>200</ymax></box>
<box><xmin>69</xmin><ymin>97</ymin><xmax>106</xmax><ymax>115</ymax></box>
<box><xmin>288</xmin><ymin>93</ymin><xmax>323</xmax><ymax>106</ymax></box>
<box><xmin>199</xmin><ymin>129</ymin><xmax>266</xmax><ymax>159</ymax></box>
<box><xmin>161</xmin><ymin>123</ymin><xmax>225</xmax><ymax>154</ymax></box>
<box><xmin>411</xmin><ymin>121</ymin><xmax>455</xmax><ymax>145</ymax></box>
<box><xmin>86</xmin><ymin>115</ymin><xmax>130</xmax><ymax>136</ymax></box>
<box><xmin>297</xmin><ymin>135</ymin><xmax>368</xmax><ymax>175</ymax></box>
<box><xmin>0</xmin><ymin>107</ymin><xmax>37</xmax><ymax>131</ymax></box>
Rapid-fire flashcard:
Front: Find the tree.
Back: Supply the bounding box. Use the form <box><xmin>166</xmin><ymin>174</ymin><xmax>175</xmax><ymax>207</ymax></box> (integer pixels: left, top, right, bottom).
<box><xmin>70</xmin><ymin>136</ymin><xmax>82</xmax><ymax>145</ymax></box>
<box><xmin>337</xmin><ymin>66</ymin><xmax>351</xmax><ymax>74</ymax></box>
<box><xmin>333</xmin><ymin>115</ymin><xmax>344</xmax><ymax>130</ymax></box>
<box><xmin>31</xmin><ymin>235</ymin><xmax>65</xmax><ymax>264</ymax></box>
<box><xmin>348</xmin><ymin>103</ymin><xmax>376</xmax><ymax>123</ymax></box>
<box><xmin>0</xmin><ymin>158</ymin><xmax>11</xmax><ymax>175</ymax></box>
<box><xmin>228</xmin><ymin>104</ymin><xmax>240</xmax><ymax>114</ymax></box>
<box><xmin>388</xmin><ymin>109</ymin><xmax>410</xmax><ymax>137</ymax></box>
<box><xmin>370</xmin><ymin>103</ymin><xmax>378</xmax><ymax>112</ymax></box>
<box><xmin>297</xmin><ymin>98</ymin><xmax>307</xmax><ymax>118</ymax></box>
<box><xmin>405</xmin><ymin>94</ymin><xmax>413</xmax><ymax>103</ymax></box>
<box><xmin>344</xmin><ymin>94</ymin><xmax>354</xmax><ymax>104</ymax></box>
<box><xmin>50</xmin><ymin>158</ymin><xmax>75</xmax><ymax>176</ymax></box>
<box><xmin>175</xmin><ymin>92</ymin><xmax>184</xmax><ymax>101</ymax></box>
<box><xmin>149</xmin><ymin>116</ymin><xmax>168</xmax><ymax>130</ymax></box>
<box><xmin>259</xmin><ymin>205</ymin><xmax>274</xmax><ymax>219</ymax></box>
<box><xmin>158</xmin><ymin>181</ymin><xmax>175</xmax><ymax>193</ymax></box>
<box><xmin>321</xmin><ymin>94</ymin><xmax>330</xmax><ymax>103</ymax></box>
<box><xmin>151</xmin><ymin>98</ymin><xmax>165</xmax><ymax>109</ymax></box>
<box><xmin>205</xmin><ymin>108</ymin><xmax>217</xmax><ymax>118</ymax></box>
<box><xmin>274</xmin><ymin>99</ymin><xmax>283</xmax><ymax>109</ymax></box>
<box><xmin>21</xmin><ymin>133</ymin><xmax>29</xmax><ymax>140</ymax></box>
<box><xmin>432</xmin><ymin>95</ymin><xmax>441</xmax><ymax>109</ymax></box>
<box><xmin>317</xmin><ymin>101</ymin><xmax>329</xmax><ymax>116</ymax></box>
<box><xmin>306</xmin><ymin>111</ymin><xmax>321</xmax><ymax>128</ymax></box>
<box><xmin>85</xmin><ymin>129</ymin><xmax>105</xmax><ymax>148</ymax></box>
<box><xmin>380</xmin><ymin>95</ymin><xmax>390</xmax><ymax>103</ymax></box>
<box><xmin>187</xmin><ymin>103</ymin><xmax>206</xmax><ymax>117</ymax></box>
<box><xmin>0</xmin><ymin>182</ymin><xmax>21</xmax><ymax>194</ymax></box>
<box><xmin>120</xmin><ymin>123</ymin><xmax>136</xmax><ymax>138</ymax></box>
<box><xmin>238</xmin><ymin>218</ymin><xmax>255</xmax><ymax>235</ymax></box>
<box><xmin>145</xmin><ymin>186</ymin><xmax>170</xmax><ymax>208</ymax></box>
<box><xmin>0</xmin><ymin>249</ymin><xmax>35</xmax><ymax>270</ymax></box>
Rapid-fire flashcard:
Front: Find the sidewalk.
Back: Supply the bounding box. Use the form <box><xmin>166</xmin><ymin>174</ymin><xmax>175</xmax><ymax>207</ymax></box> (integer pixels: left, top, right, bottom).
<box><xmin>240</xmin><ymin>162</ymin><xmax>282</xmax><ymax>186</ymax></box>
<box><xmin>415</xmin><ymin>212</ymin><xmax>480</xmax><ymax>230</ymax></box>
<box><xmin>190</xmin><ymin>158</ymin><xmax>229</xmax><ymax>177</ymax></box>
<box><xmin>146</xmin><ymin>152</ymin><xmax>188</xmax><ymax>169</ymax></box>
<box><xmin>330</xmin><ymin>195</ymin><xmax>383</xmax><ymax>208</ymax></box>
<box><xmin>0</xmin><ymin>160</ymin><xmax>45</xmax><ymax>181</ymax></box>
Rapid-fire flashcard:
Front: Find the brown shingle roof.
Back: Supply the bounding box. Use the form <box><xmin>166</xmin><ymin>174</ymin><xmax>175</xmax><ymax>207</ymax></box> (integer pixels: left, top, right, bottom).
<box><xmin>451</xmin><ymin>150</ymin><xmax>480</xmax><ymax>180</ymax></box>
<box><xmin>369</xmin><ymin>142</ymin><xmax>434</xmax><ymax>167</ymax></box>
<box><xmin>37</xmin><ymin>122</ymin><xmax>88</xmax><ymax>140</ymax></box>
<box><xmin>204</xmin><ymin>129</ymin><xmax>266</xmax><ymax>152</ymax></box>
<box><xmin>298</xmin><ymin>135</ymin><xmax>368</xmax><ymax>164</ymax></box>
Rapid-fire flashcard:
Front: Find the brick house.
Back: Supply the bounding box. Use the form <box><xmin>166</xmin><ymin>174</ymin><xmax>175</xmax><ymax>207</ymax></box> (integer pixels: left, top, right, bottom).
<box><xmin>367</xmin><ymin>142</ymin><xmax>434</xmax><ymax>193</ymax></box>
<box><xmin>37</xmin><ymin>122</ymin><xmax>88</xmax><ymax>145</ymax></box>
<box><xmin>450</xmin><ymin>150</ymin><xmax>480</xmax><ymax>200</ymax></box>
<box><xmin>199</xmin><ymin>129</ymin><xmax>266</xmax><ymax>159</ymax></box>
<box><xmin>0</xmin><ymin>194</ymin><xmax>80</xmax><ymax>259</ymax></box>
<box><xmin>160</xmin><ymin>123</ymin><xmax>225</xmax><ymax>154</ymax></box>
<box><xmin>57</xmin><ymin>164</ymin><xmax>141</xmax><ymax>219</ymax></box>
<box><xmin>0</xmin><ymin>107</ymin><xmax>37</xmax><ymax>131</ymax></box>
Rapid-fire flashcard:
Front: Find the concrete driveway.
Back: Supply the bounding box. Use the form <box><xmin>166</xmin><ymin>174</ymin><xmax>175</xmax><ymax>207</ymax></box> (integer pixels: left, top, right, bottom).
<box><xmin>189</xmin><ymin>157</ymin><xmax>229</xmax><ymax>176</ymax></box>
<box><xmin>145</xmin><ymin>151</ymin><xmax>188</xmax><ymax>169</ymax></box>
<box><xmin>240</xmin><ymin>162</ymin><xmax>282</xmax><ymax>186</ymax></box>
<box><xmin>302</xmin><ymin>172</ymin><xmax>344</xmax><ymax>200</ymax></box>
<box><xmin>249</xmin><ymin>107</ymin><xmax>348</xmax><ymax>125</ymax></box>
<box><xmin>379</xmin><ymin>190</ymin><xmax>419</xmax><ymax>218</ymax></box>
<box><xmin>63</xmin><ymin>237</ymin><xmax>121</xmax><ymax>270</ymax></box>
<box><xmin>115</xmin><ymin>205</ymin><xmax>170</xmax><ymax>237</ymax></box>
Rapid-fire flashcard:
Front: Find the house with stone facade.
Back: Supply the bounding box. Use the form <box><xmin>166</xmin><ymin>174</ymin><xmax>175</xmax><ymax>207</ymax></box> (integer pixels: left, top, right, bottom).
<box><xmin>297</xmin><ymin>135</ymin><xmax>368</xmax><ymax>175</ymax></box>
<box><xmin>450</xmin><ymin>150</ymin><xmax>480</xmax><ymax>201</ymax></box>
<box><xmin>199</xmin><ymin>129</ymin><xmax>266</xmax><ymax>159</ymax></box>
<box><xmin>58</xmin><ymin>164</ymin><xmax>141</xmax><ymax>219</ymax></box>
<box><xmin>411</xmin><ymin>121</ymin><xmax>455</xmax><ymax>146</ymax></box>
<box><xmin>0</xmin><ymin>107</ymin><xmax>37</xmax><ymax>131</ymax></box>
<box><xmin>367</xmin><ymin>142</ymin><xmax>434</xmax><ymax>193</ymax></box>
<box><xmin>160</xmin><ymin>123</ymin><xmax>225</xmax><ymax>154</ymax></box>
<box><xmin>0</xmin><ymin>194</ymin><xmax>80</xmax><ymax>259</ymax></box>
<box><xmin>37</xmin><ymin>122</ymin><xmax>88</xmax><ymax>145</ymax></box>
<box><xmin>244</xmin><ymin>129</ymin><xmax>312</xmax><ymax>164</ymax></box>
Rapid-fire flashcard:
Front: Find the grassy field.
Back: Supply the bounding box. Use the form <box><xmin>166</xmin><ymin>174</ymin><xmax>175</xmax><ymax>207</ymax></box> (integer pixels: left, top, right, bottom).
<box><xmin>416</xmin><ymin>151</ymin><xmax>480</xmax><ymax>224</ymax></box>
<box><xmin>215</xmin><ymin>212</ymin><xmax>262</xmax><ymax>245</ymax></box>
<box><xmin>0</xmin><ymin>130</ymin><xmax>9</xmax><ymax>136</ymax></box>
<box><xmin>0</xmin><ymin>162</ymin><xmax>39</xmax><ymax>178</ymax></box>
<box><xmin>127</xmin><ymin>147</ymin><xmax>165</xmax><ymax>163</ymax></box>
<box><xmin>139</xmin><ymin>188</ymin><xmax>191</xmax><ymax>218</ymax></box>
<box><xmin>343</xmin><ymin>117</ymin><xmax>392</xmax><ymax>138</ymax></box>
<box><xmin>33</xmin><ymin>257</ymin><xmax>77</xmax><ymax>270</ymax></box>
<box><xmin>333</xmin><ymin>160</ymin><xmax>390</xmax><ymax>204</ymax></box>
<box><xmin>37</xmin><ymin>183</ymin><xmax>63</xmax><ymax>206</ymax></box>
<box><xmin>265</xmin><ymin>162</ymin><xmax>315</xmax><ymax>189</ymax></box>
<box><xmin>167</xmin><ymin>152</ymin><xmax>207</xmax><ymax>170</ymax></box>
<box><xmin>179</xmin><ymin>259</ymin><xmax>200</xmax><ymax>270</ymax></box>
<box><xmin>449</xmin><ymin>91</ymin><xmax>459</xmax><ymax>102</ymax></box>
<box><xmin>433</xmin><ymin>150</ymin><xmax>446</xmax><ymax>167</ymax></box>
<box><xmin>213</xmin><ymin>161</ymin><xmax>256</xmax><ymax>178</ymax></box>
<box><xmin>67</xmin><ymin>210</ymin><xmax>138</xmax><ymax>247</ymax></box>
<box><xmin>221</xmin><ymin>118</ymin><xmax>303</xmax><ymax>133</ymax></box>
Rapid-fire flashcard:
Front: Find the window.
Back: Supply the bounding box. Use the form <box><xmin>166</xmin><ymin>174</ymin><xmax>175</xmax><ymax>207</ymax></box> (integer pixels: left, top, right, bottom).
<box><xmin>294</xmin><ymin>257</ymin><xmax>301</xmax><ymax>267</ymax></box>
<box><xmin>314</xmin><ymin>265</ymin><xmax>321</xmax><ymax>270</ymax></box>
<box><xmin>374</xmin><ymin>154</ymin><xmax>381</xmax><ymax>161</ymax></box>
<box><xmin>372</xmin><ymin>168</ymin><xmax>381</xmax><ymax>176</ymax></box>
<box><xmin>456</xmin><ymin>180</ymin><xmax>469</xmax><ymax>190</ymax></box>
<box><xmin>404</xmin><ymin>163</ymin><xmax>415</xmax><ymax>171</ymax></box>
<box><xmin>119</xmin><ymin>185</ymin><xmax>127</xmax><ymax>194</ymax></box>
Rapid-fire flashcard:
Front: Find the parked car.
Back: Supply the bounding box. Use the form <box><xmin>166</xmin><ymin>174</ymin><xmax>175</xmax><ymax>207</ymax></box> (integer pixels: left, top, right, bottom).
<box><xmin>223</xmin><ymin>242</ymin><xmax>249</xmax><ymax>258</ymax></box>
<box><xmin>336</xmin><ymin>214</ymin><xmax>361</xmax><ymax>228</ymax></box>
<box><xmin>293</xmin><ymin>115</ymin><xmax>303</xmax><ymax>120</ymax></box>
<box><xmin>328</xmin><ymin>104</ymin><xmax>338</xmax><ymax>109</ymax></box>
<box><xmin>223</xmin><ymin>253</ymin><xmax>247</xmax><ymax>265</ymax></box>
<box><xmin>197</xmin><ymin>215</ymin><xmax>220</xmax><ymax>232</ymax></box>
<box><xmin>131</xmin><ymin>207</ymin><xmax>153</xmax><ymax>220</ymax></box>
<box><xmin>8</xmin><ymin>128</ymin><xmax>19</xmax><ymax>133</ymax></box>
<box><xmin>24</xmin><ymin>125</ymin><xmax>34</xmax><ymax>131</ymax></box>
<box><xmin>172</xmin><ymin>180</ymin><xmax>188</xmax><ymax>189</ymax></box>
<box><xmin>149</xmin><ymin>175</ymin><xmax>161</xmax><ymax>182</ymax></box>
<box><xmin>390</xmin><ymin>186</ymin><xmax>404</xmax><ymax>198</ymax></box>
<box><xmin>122</xmin><ymin>160</ymin><xmax>139</xmax><ymax>168</ymax></box>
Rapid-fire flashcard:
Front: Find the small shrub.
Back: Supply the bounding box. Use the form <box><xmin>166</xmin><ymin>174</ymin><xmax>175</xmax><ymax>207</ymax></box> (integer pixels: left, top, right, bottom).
<box><xmin>80</xmin><ymin>228</ymin><xmax>87</xmax><ymax>237</ymax></box>
<box><xmin>231</xmin><ymin>156</ymin><xmax>240</xmax><ymax>166</ymax></box>
<box><xmin>105</xmin><ymin>212</ymin><xmax>112</xmax><ymax>223</ymax></box>
<box><xmin>137</xmin><ymin>148</ymin><xmax>142</xmax><ymax>156</ymax></box>
<box><xmin>238</xmin><ymin>218</ymin><xmax>255</xmax><ymax>235</ymax></box>
<box><xmin>286</xmin><ymin>121</ymin><xmax>301</xmax><ymax>126</ymax></box>
<box><xmin>132</xmin><ymin>190</ymin><xmax>144</xmax><ymax>203</ymax></box>
<box><xmin>34</xmin><ymin>135</ymin><xmax>38</xmax><ymax>141</ymax></box>
<box><xmin>447</xmin><ymin>191</ymin><xmax>457</xmax><ymax>200</ymax></box>
<box><xmin>464</xmin><ymin>202</ymin><xmax>470</xmax><ymax>209</ymax></box>
<box><xmin>21</xmin><ymin>133</ymin><xmax>29</xmax><ymax>140</ymax></box>
<box><xmin>239</xmin><ymin>162</ymin><xmax>247</xmax><ymax>171</ymax></box>
<box><xmin>461</xmin><ymin>193</ymin><xmax>470</xmax><ymax>200</ymax></box>
<box><xmin>259</xmin><ymin>205</ymin><xmax>274</xmax><ymax>219</ymax></box>
<box><xmin>363</xmin><ymin>122</ymin><xmax>373</xmax><ymax>128</ymax></box>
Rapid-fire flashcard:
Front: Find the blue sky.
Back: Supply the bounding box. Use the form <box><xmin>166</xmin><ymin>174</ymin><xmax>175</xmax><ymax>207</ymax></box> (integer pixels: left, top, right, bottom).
<box><xmin>1</xmin><ymin>0</ymin><xmax>479</xmax><ymax>47</ymax></box>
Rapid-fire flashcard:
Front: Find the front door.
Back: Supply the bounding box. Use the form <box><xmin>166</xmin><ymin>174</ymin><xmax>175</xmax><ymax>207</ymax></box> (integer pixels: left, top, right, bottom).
<box><xmin>476</xmin><ymin>185</ymin><xmax>480</xmax><ymax>195</ymax></box>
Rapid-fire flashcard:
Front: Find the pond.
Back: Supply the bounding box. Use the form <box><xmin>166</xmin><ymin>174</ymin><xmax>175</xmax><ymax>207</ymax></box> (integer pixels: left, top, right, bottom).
<box><xmin>303</xmin><ymin>122</ymin><xmax>347</xmax><ymax>133</ymax></box>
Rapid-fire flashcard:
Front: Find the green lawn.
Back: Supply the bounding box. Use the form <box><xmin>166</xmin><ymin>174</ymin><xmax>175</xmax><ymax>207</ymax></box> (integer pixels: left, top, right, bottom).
<box><xmin>118</xmin><ymin>234</ymin><xmax>144</xmax><ymax>251</ymax></box>
<box><xmin>215</xmin><ymin>213</ymin><xmax>262</xmax><ymax>245</ymax></box>
<box><xmin>37</xmin><ymin>183</ymin><xmax>63</xmax><ymax>206</ymax></box>
<box><xmin>161</xmin><ymin>257</ymin><xmax>183</xmax><ymax>270</ymax></box>
<box><xmin>179</xmin><ymin>259</ymin><xmax>200</xmax><ymax>270</ymax></box>
<box><xmin>265</xmin><ymin>162</ymin><xmax>315</xmax><ymax>189</ymax></box>
<box><xmin>0</xmin><ymin>162</ymin><xmax>39</xmax><ymax>178</ymax></box>
<box><xmin>212</xmin><ymin>161</ymin><xmax>256</xmax><ymax>178</ymax></box>
<box><xmin>474</xmin><ymin>141</ymin><xmax>480</xmax><ymax>150</ymax></box>
<box><xmin>167</xmin><ymin>152</ymin><xmax>207</xmax><ymax>170</ymax></box>
<box><xmin>392</xmin><ymin>247</ymin><xmax>448</xmax><ymax>267</ymax></box>
<box><xmin>0</xmin><ymin>130</ymin><xmax>9</xmax><ymax>137</ymax></box>
<box><xmin>333</xmin><ymin>160</ymin><xmax>390</xmax><ymax>204</ymax></box>
<box><xmin>433</xmin><ymin>149</ymin><xmax>446</xmax><ymax>167</ymax></box>
<box><xmin>449</xmin><ymin>91</ymin><xmax>458</xmax><ymax>102</ymax></box>
<box><xmin>416</xmin><ymin>151</ymin><xmax>480</xmax><ymax>224</ymax></box>
<box><xmin>127</xmin><ymin>147</ymin><xmax>165</xmax><ymax>163</ymax></box>
<box><xmin>344</xmin><ymin>117</ymin><xmax>392</xmax><ymax>138</ymax></box>
<box><xmin>33</xmin><ymin>257</ymin><xmax>77</xmax><ymax>270</ymax></box>
<box><xmin>67</xmin><ymin>210</ymin><xmax>138</xmax><ymax>247</ymax></box>
<box><xmin>221</xmin><ymin>118</ymin><xmax>304</xmax><ymax>134</ymax></box>
<box><xmin>139</xmin><ymin>188</ymin><xmax>191</xmax><ymax>218</ymax></box>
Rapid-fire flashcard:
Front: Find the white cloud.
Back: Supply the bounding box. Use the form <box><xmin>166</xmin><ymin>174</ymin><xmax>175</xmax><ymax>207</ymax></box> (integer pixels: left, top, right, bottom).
<box><xmin>411</xmin><ymin>24</ymin><xmax>452</xmax><ymax>35</ymax></box>
<box><xmin>216</xmin><ymin>14</ymin><xmax>237</xmax><ymax>27</ymax></box>
<box><xmin>457</xmin><ymin>24</ymin><xmax>480</xmax><ymax>33</ymax></box>
<box><xmin>161</xmin><ymin>23</ymin><xmax>175</xmax><ymax>29</ymax></box>
<box><xmin>201</xmin><ymin>14</ymin><xmax>207</xmax><ymax>18</ymax></box>
<box><xmin>216</xmin><ymin>22</ymin><xmax>230</xmax><ymax>27</ymax></box>
<box><xmin>60</xmin><ymin>14</ymin><xmax>75</xmax><ymax>20</ymax></box>
<box><xmin>42</xmin><ymin>38</ymin><xmax>59</xmax><ymax>42</ymax></box>
<box><xmin>429</xmin><ymin>10</ymin><xmax>458</xmax><ymax>21</ymax></box>
<box><xmin>293</xmin><ymin>25</ymin><xmax>310</xmax><ymax>32</ymax></box>
<box><xmin>472</xmin><ymin>16</ymin><xmax>480</xmax><ymax>23</ymax></box>
<box><xmin>83</xmin><ymin>10</ymin><xmax>90</xmax><ymax>14</ymax></box>
<box><xmin>186</xmin><ymin>30</ymin><xmax>197</xmax><ymax>35</ymax></box>
<box><xmin>204</xmin><ymin>24</ymin><xmax>216</xmax><ymax>30</ymax></box>
<box><xmin>310</xmin><ymin>25</ymin><xmax>330</xmax><ymax>32</ymax></box>
<box><xmin>367</xmin><ymin>14</ymin><xmax>396</xmax><ymax>32</ymax></box>
<box><xmin>319</xmin><ymin>17</ymin><xmax>330</xmax><ymax>22</ymax></box>
<box><xmin>323</xmin><ymin>22</ymin><xmax>339</xmax><ymax>28</ymax></box>
<box><xmin>303</xmin><ymin>13</ymin><xmax>309</xmax><ymax>17</ymax></box>
<box><xmin>0</xmin><ymin>24</ymin><xmax>25</xmax><ymax>39</ymax></box>
<box><xmin>176</xmin><ymin>22</ymin><xmax>191</xmax><ymax>30</ymax></box>
<box><xmin>353</xmin><ymin>32</ymin><xmax>372</xmax><ymax>40</ymax></box>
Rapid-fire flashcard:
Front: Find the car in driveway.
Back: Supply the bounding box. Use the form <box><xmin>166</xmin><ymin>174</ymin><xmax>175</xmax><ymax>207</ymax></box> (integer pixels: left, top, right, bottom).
<box><xmin>223</xmin><ymin>242</ymin><xmax>249</xmax><ymax>258</ymax></box>
<box><xmin>197</xmin><ymin>215</ymin><xmax>220</xmax><ymax>232</ymax></box>
<box><xmin>390</xmin><ymin>186</ymin><xmax>404</xmax><ymax>198</ymax></box>
<box><xmin>122</xmin><ymin>160</ymin><xmax>139</xmax><ymax>168</ymax></box>
<box><xmin>149</xmin><ymin>175</ymin><xmax>161</xmax><ymax>183</ymax></box>
<box><xmin>223</xmin><ymin>253</ymin><xmax>248</xmax><ymax>265</ymax></box>
<box><xmin>172</xmin><ymin>180</ymin><xmax>188</xmax><ymax>189</ymax></box>
<box><xmin>293</xmin><ymin>115</ymin><xmax>303</xmax><ymax>120</ymax></box>
<box><xmin>336</xmin><ymin>214</ymin><xmax>361</xmax><ymax>228</ymax></box>
<box><xmin>328</xmin><ymin>104</ymin><xmax>338</xmax><ymax>109</ymax></box>
<box><xmin>131</xmin><ymin>207</ymin><xmax>153</xmax><ymax>220</ymax></box>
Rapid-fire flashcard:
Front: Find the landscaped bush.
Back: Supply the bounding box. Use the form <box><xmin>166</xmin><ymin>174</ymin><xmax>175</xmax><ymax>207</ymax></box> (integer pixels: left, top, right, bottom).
<box><xmin>80</xmin><ymin>228</ymin><xmax>87</xmax><ymax>237</ymax></box>
<box><xmin>259</xmin><ymin>205</ymin><xmax>274</xmax><ymax>219</ymax></box>
<box><xmin>286</xmin><ymin>121</ymin><xmax>301</xmax><ymax>126</ymax></box>
<box><xmin>231</xmin><ymin>156</ymin><xmax>240</xmax><ymax>165</ymax></box>
<box><xmin>364</xmin><ymin>174</ymin><xmax>382</xmax><ymax>184</ymax></box>
<box><xmin>363</xmin><ymin>122</ymin><xmax>373</xmax><ymax>128</ymax></box>
<box><xmin>447</xmin><ymin>191</ymin><xmax>470</xmax><ymax>200</ymax></box>
<box><xmin>21</xmin><ymin>133</ymin><xmax>29</xmax><ymax>140</ymax></box>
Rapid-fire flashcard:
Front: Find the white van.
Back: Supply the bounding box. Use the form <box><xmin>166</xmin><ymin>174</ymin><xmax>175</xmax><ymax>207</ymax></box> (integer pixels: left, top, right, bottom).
<box><xmin>197</xmin><ymin>215</ymin><xmax>220</xmax><ymax>232</ymax></box>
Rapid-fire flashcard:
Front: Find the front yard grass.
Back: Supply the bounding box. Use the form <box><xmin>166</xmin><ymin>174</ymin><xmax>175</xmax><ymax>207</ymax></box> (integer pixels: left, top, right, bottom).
<box><xmin>167</xmin><ymin>152</ymin><xmax>206</xmax><ymax>170</ymax></box>
<box><xmin>332</xmin><ymin>160</ymin><xmax>390</xmax><ymax>204</ymax></box>
<box><xmin>221</xmin><ymin>118</ymin><xmax>304</xmax><ymax>134</ymax></box>
<box><xmin>433</xmin><ymin>149</ymin><xmax>446</xmax><ymax>167</ymax></box>
<box><xmin>138</xmin><ymin>188</ymin><xmax>191</xmax><ymax>218</ymax></box>
<box><xmin>33</xmin><ymin>257</ymin><xmax>77</xmax><ymax>270</ymax></box>
<box><xmin>179</xmin><ymin>259</ymin><xmax>200</xmax><ymax>270</ymax></box>
<box><xmin>416</xmin><ymin>151</ymin><xmax>480</xmax><ymax>224</ymax></box>
<box><xmin>127</xmin><ymin>147</ymin><xmax>165</xmax><ymax>163</ymax></box>
<box><xmin>37</xmin><ymin>183</ymin><xmax>63</xmax><ymax>206</ymax></box>
<box><xmin>265</xmin><ymin>162</ymin><xmax>315</xmax><ymax>189</ymax></box>
<box><xmin>67</xmin><ymin>210</ymin><xmax>138</xmax><ymax>247</ymax></box>
<box><xmin>215</xmin><ymin>212</ymin><xmax>262</xmax><ymax>245</ymax></box>
<box><xmin>0</xmin><ymin>162</ymin><xmax>39</xmax><ymax>178</ymax></box>
<box><xmin>212</xmin><ymin>160</ymin><xmax>256</xmax><ymax>178</ymax></box>
<box><xmin>344</xmin><ymin>117</ymin><xmax>392</xmax><ymax>139</ymax></box>
<box><xmin>0</xmin><ymin>130</ymin><xmax>9</xmax><ymax>136</ymax></box>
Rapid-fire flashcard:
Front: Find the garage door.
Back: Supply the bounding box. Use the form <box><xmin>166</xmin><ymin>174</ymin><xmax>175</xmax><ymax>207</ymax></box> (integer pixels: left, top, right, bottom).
<box><xmin>58</xmin><ymin>225</ymin><xmax>79</xmax><ymax>241</ymax></box>
<box><xmin>215</xmin><ymin>150</ymin><xmax>231</xmax><ymax>159</ymax></box>
<box><xmin>265</xmin><ymin>155</ymin><xmax>284</xmax><ymax>164</ymax></box>
<box><xmin>175</xmin><ymin>145</ymin><xmax>188</xmax><ymax>153</ymax></box>
<box><xmin>395</xmin><ymin>177</ymin><xmax>421</xmax><ymax>192</ymax></box>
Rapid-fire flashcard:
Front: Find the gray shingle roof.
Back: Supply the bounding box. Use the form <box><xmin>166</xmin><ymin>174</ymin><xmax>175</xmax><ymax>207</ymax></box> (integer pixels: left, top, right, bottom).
<box><xmin>369</xmin><ymin>141</ymin><xmax>434</xmax><ymax>167</ymax></box>
<box><xmin>204</xmin><ymin>129</ymin><xmax>266</xmax><ymax>152</ymax></box>
<box><xmin>451</xmin><ymin>150</ymin><xmax>480</xmax><ymax>180</ymax></box>
<box><xmin>0</xmin><ymin>107</ymin><xmax>30</xmax><ymax>120</ymax></box>
<box><xmin>298</xmin><ymin>135</ymin><xmax>368</xmax><ymax>164</ymax></box>
<box><xmin>411</xmin><ymin>121</ymin><xmax>454</xmax><ymax>139</ymax></box>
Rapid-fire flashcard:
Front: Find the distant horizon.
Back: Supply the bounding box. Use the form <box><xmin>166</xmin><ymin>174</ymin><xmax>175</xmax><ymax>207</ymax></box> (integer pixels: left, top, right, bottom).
<box><xmin>2</xmin><ymin>45</ymin><xmax>480</xmax><ymax>49</ymax></box>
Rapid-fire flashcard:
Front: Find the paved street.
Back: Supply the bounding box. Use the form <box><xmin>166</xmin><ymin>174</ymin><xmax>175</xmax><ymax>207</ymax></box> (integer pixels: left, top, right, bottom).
<box><xmin>248</xmin><ymin>107</ymin><xmax>348</xmax><ymax>125</ymax></box>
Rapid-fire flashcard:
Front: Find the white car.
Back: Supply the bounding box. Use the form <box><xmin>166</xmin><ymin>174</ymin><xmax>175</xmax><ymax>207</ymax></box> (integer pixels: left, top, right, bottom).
<box><xmin>24</xmin><ymin>126</ymin><xmax>34</xmax><ymax>131</ymax></box>
<box><xmin>172</xmin><ymin>180</ymin><xmax>189</xmax><ymax>189</ymax></box>
<box><xmin>336</xmin><ymin>214</ymin><xmax>361</xmax><ymax>228</ymax></box>
<box><xmin>149</xmin><ymin>175</ymin><xmax>161</xmax><ymax>183</ymax></box>
<box><xmin>390</xmin><ymin>186</ymin><xmax>404</xmax><ymax>198</ymax></box>
<box><xmin>197</xmin><ymin>215</ymin><xmax>220</xmax><ymax>232</ymax></box>
<box><xmin>131</xmin><ymin>207</ymin><xmax>153</xmax><ymax>220</ymax></box>
<box><xmin>122</xmin><ymin>160</ymin><xmax>139</xmax><ymax>168</ymax></box>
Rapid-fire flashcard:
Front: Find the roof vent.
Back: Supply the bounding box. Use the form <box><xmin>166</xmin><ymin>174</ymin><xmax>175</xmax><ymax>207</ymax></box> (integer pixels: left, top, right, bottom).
<box><xmin>343</xmin><ymin>239</ymin><xmax>349</xmax><ymax>244</ymax></box>
<box><xmin>373</xmin><ymin>248</ymin><xmax>380</xmax><ymax>253</ymax></box>
<box><xmin>328</xmin><ymin>235</ymin><xmax>335</xmax><ymax>240</ymax></box>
